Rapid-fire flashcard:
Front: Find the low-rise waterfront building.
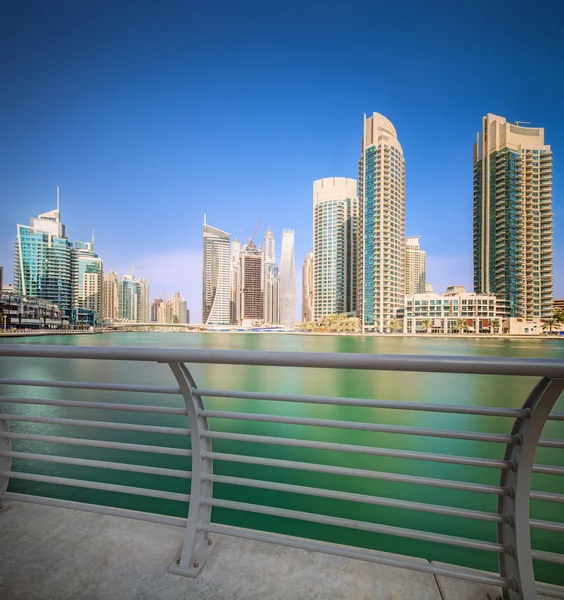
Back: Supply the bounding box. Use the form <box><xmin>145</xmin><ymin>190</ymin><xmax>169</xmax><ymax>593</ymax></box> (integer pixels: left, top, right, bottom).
<box><xmin>397</xmin><ymin>286</ymin><xmax>500</xmax><ymax>333</ymax></box>
<box><xmin>0</xmin><ymin>293</ymin><xmax>66</xmax><ymax>330</ymax></box>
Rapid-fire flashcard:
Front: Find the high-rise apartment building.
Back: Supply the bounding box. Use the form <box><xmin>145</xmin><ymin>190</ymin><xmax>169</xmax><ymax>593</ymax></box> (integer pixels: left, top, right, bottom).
<box><xmin>230</xmin><ymin>238</ymin><xmax>241</xmax><ymax>325</ymax></box>
<box><xmin>117</xmin><ymin>271</ymin><xmax>149</xmax><ymax>322</ymax></box>
<box><xmin>302</xmin><ymin>252</ymin><xmax>314</xmax><ymax>322</ymax></box>
<box><xmin>202</xmin><ymin>219</ymin><xmax>231</xmax><ymax>325</ymax></box>
<box><xmin>279</xmin><ymin>229</ymin><xmax>296</xmax><ymax>328</ymax></box>
<box><xmin>474</xmin><ymin>114</ymin><xmax>553</xmax><ymax>318</ymax></box>
<box><xmin>265</xmin><ymin>262</ymin><xmax>280</xmax><ymax>324</ymax></box>
<box><xmin>137</xmin><ymin>278</ymin><xmax>150</xmax><ymax>322</ymax></box>
<box><xmin>313</xmin><ymin>178</ymin><xmax>358</xmax><ymax>320</ymax></box>
<box><xmin>263</xmin><ymin>228</ymin><xmax>277</xmax><ymax>320</ymax></box>
<box><xmin>404</xmin><ymin>236</ymin><xmax>426</xmax><ymax>295</ymax></box>
<box><xmin>151</xmin><ymin>298</ymin><xmax>162</xmax><ymax>322</ymax></box>
<box><xmin>73</xmin><ymin>239</ymin><xmax>103</xmax><ymax>321</ymax></box>
<box><xmin>14</xmin><ymin>198</ymin><xmax>73</xmax><ymax>320</ymax></box>
<box><xmin>359</xmin><ymin>113</ymin><xmax>405</xmax><ymax>332</ymax></box>
<box><xmin>240</xmin><ymin>245</ymin><xmax>264</xmax><ymax>323</ymax></box>
<box><xmin>103</xmin><ymin>271</ymin><xmax>120</xmax><ymax>322</ymax></box>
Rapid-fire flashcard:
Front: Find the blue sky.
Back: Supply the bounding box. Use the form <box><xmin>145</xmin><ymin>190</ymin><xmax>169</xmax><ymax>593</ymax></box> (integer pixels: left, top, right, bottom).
<box><xmin>1</xmin><ymin>0</ymin><xmax>563</xmax><ymax>322</ymax></box>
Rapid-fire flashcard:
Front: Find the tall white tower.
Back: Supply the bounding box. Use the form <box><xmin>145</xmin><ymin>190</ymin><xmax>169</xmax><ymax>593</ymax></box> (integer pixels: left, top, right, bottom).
<box><xmin>359</xmin><ymin>112</ymin><xmax>405</xmax><ymax>332</ymax></box>
<box><xmin>279</xmin><ymin>229</ymin><xmax>296</xmax><ymax>328</ymax></box>
<box><xmin>202</xmin><ymin>220</ymin><xmax>231</xmax><ymax>325</ymax></box>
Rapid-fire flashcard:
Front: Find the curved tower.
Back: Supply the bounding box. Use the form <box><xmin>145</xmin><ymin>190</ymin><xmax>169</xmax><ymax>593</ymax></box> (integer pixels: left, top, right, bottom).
<box><xmin>359</xmin><ymin>113</ymin><xmax>405</xmax><ymax>332</ymax></box>
<box><xmin>202</xmin><ymin>220</ymin><xmax>231</xmax><ymax>325</ymax></box>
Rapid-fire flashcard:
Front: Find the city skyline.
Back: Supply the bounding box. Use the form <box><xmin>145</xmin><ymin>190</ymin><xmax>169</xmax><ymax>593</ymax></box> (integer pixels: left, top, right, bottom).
<box><xmin>1</xmin><ymin>2</ymin><xmax>562</xmax><ymax>322</ymax></box>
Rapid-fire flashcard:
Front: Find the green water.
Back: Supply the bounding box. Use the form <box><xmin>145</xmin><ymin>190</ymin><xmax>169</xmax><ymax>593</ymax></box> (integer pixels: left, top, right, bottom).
<box><xmin>1</xmin><ymin>332</ymin><xmax>563</xmax><ymax>585</ymax></box>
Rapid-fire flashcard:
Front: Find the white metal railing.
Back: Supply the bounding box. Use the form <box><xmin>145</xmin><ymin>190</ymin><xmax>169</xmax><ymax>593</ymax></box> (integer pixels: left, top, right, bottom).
<box><xmin>0</xmin><ymin>345</ymin><xmax>562</xmax><ymax>599</ymax></box>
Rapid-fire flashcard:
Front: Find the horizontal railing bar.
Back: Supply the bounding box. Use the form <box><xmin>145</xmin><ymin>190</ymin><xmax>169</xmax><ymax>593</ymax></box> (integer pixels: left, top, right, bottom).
<box><xmin>201</xmin><ymin>523</ymin><xmax>512</xmax><ymax>588</ymax></box>
<box><xmin>203</xmin><ymin>497</ymin><xmax>508</xmax><ymax>553</ymax></box>
<box><xmin>530</xmin><ymin>519</ymin><xmax>564</xmax><ymax>533</ymax></box>
<box><xmin>533</xmin><ymin>464</ymin><xmax>564</xmax><ymax>476</ymax></box>
<box><xmin>0</xmin><ymin>470</ymin><xmax>190</xmax><ymax>502</ymax></box>
<box><xmin>204</xmin><ymin>474</ymin><xmax>507</xmax><ymax>522</ymax></box>
<box><xmin>203</xmin><ymin>431</ymin><xmax>512</xmax><ymax>470</ymax></box>
<box><xmin>0</xmin><ymin>431</ymin><xmax>192</xmax><ymax>456</ymax></box>
<box><xmin>200</xmin><ymin>410</ymin><xmax>516</xmax><ymax>444</ymax></box>
<box><xmin>0</xmin><ymin>413</ymin><xmax>190</xmax><ymax>435</ymax></box>
<box><xmin>0</xmin><ymin>492</ymin><xmax>187</xmax><ymax>527</ymax></box>
<box><xmin>1</xmin><ymin>345</ymin><xmax>563</xmax><ymax>378</ymax></box>
<box><xmin>547</xmin><ymin>412</ymin><xmax>564</xmax><ymax>421</ymax></box>
<box><xmin>538</xmin><ymin>439</ymin><xmax>564</xmax><ymax>449</ymax></box>
<box><xmin>532</xmin><ymin>550</ymin><xmax>564</xmax><ymax>565</ymax></box>
<box><xmin>536</xmin><ymin>582</ymin><xmax>564</xmax><ymax>599</ymax></box>
<box><xmin>0</xmin><ymin>450</ymin><xmax>191</xmax><ymax>479</ymax></box>
<box><xmin>530</xmin><ymin>491</ymin><xmax>564</xmax><ymax>503</ymax></box>
<box><xmin>193</xmin><ymin>388</ymin><xmax>528</xmax><ymax>418</ymax></box>
<box><xmin>0</xmin><ymin>378</ymin><xmax>182</xmax><ymax>395</ymax></box>
<box><xmin>205</xmin><ymin>452</ymin><xmax>508</xmax><ymax>495</ymax></box>
<box><xmin>0</xmin><ymin>396</ymin><xmax>187</xmax><ymax>415</ymax></box>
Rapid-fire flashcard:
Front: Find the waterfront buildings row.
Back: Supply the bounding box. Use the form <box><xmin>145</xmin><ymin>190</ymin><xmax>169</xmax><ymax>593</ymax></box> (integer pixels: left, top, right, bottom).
<box><xmin>301</xmin><ymin>111</ymin><xmax>554</xmax><ymax>332</ymax></box>
<box><xmin>12</xmin><ymin>197</ymin><xmax>151</xmax><ymax>325</ymax></box>
<box><xmin>202</xmin><ymin>219</ymin><xmax>296</xmax><ymax>327</ymax></box>
<box><xmin>150</xmin><ymin>292</ymin><xmax>188</xmax><ymax>324</ymax></box>
<box><xmin>102</xmin><ymin>270</ymin><xmax>150</xmax><ymax>323</ymax></box>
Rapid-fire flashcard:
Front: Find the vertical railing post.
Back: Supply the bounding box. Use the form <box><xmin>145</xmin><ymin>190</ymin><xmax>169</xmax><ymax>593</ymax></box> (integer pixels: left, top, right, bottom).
<box><xmin>167</xmin><ymin>362</ymin><xmax>214</xmax><ymax>577</ymax></box>
<box><xmin>498</xmin><ymin>377</ymin><xmax>564</xmax><ymax>600</ymax></box>
<box><xmin>0</xmin><ymin>406</ymin><xmax>11</xmax><ymax>508</ymax></box>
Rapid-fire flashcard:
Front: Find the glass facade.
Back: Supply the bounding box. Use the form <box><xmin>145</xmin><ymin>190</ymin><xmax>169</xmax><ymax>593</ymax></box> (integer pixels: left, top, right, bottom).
<box><xmin>14</xmin><ymin>224</ymin><xmax>73</xmax><ymax>320</ymax></box>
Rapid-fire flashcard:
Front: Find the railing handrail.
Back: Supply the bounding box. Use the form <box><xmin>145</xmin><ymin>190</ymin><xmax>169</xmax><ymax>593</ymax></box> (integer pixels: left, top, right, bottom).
<box><xmin>0</xmin><ymin>347</ymin><xmax>563</xmax><ymax>598</ymax></box>
<box><xmin>1</xmin><ymin>344</ymin><xmax>564</xmax><ymax>376</ymax></box>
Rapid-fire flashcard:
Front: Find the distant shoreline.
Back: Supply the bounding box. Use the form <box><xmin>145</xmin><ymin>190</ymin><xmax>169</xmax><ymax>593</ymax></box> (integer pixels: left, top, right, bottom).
<box><xmin>1</xmin><ymin>329</ymin><xmax>562</xmax><ymax>341</ymax></box>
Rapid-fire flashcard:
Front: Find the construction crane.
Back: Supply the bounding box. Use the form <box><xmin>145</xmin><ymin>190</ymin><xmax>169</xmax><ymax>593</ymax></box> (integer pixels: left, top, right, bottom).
<box><xmin>248</xmin><ymin>216</ymin><xmax>262</xmax><ymax>247</ymax></box>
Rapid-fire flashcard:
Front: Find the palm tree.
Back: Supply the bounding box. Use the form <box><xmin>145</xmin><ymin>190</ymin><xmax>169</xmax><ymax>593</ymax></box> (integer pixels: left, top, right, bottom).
<box><xmin>554</xmin><ymin>309</ymin><xmax>564</xmax><ymax>324</ymax></box>
<box><xmin>421</xmin><ymin>318</ymin><xmax>433</xmax><ymax>334</ymax></box>
<box><xmin>388</xmin><ymin>319</ymin><xmax>402</xmax><ymax>333</ymax></box>
<box><xmin>542</xmin><ymin>318</ymin><xmax>559</xmax><ymax>335</ymax></box>
<box><xmin>455</xmin><ymin>318</ymin><xmax>468</xmax><ymax>334</ymax></box>
<box><xmin>490</xmin><ymin>318</ymin><xmax>501</xmax><ymax>334</ymax></box>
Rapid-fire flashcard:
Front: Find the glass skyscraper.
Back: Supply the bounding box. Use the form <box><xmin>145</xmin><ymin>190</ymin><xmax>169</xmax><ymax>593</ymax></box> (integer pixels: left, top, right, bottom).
<box><xmin>14</xmin><ymin>206</ymin><xmax>73</xmax><ymax>320</ymax></box>
<box><xmin>313</xmin><ymin>177</ymin><xmax>358</xmax><ymax>321</ymax></box>
<box><xmin>359</xmin><ymin>113</ymin><xmax>405</xmax><ymax>332</ymax></box>
<box><xmin>473</xmin><ymin>114</ymin><xmax>553</xmax><ymax>318</ymax></box>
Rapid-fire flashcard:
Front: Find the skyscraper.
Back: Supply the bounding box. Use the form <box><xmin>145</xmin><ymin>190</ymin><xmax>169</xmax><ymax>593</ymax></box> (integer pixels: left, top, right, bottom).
<box><xmin>404</xmin><ymin>236</ymin><xmax>426</xmax><ymax>295</ymax></box>
<box><xmin>240</xmin><ymin>245</ymin><xmax>265</xmax><ymax>324</ymax></box>
<box><xmin>73</xmin><ymin>238</ymin><xmax>103</xmax><ymax>321</ymax></box>
<box><xmin>313</xmin><ymin>177</ymin><xmax>358</xmax><ymax>320</ymax></box>
<box><xmin>265</xmin><ymin>262</ymin><xmax>280</xmax><ymax>324</ymax></box>
<box><xmin>279</xmin><ymin>229</ymin><xmax>296</xmax><ymax>328</ymax></box>
<box><xmin>359</xmin><ymin>113</ymin><xmax>405</xmax><ymax>332</ymax></box>
<box><xmin>137</xmin><ymin>277</ymin><xmax>150</xmax><ymax>322</ymax></box>
<box><xmin>103</xmin><ymin>271</ymin><xmax>120</xmax><ymax>322</ymax></box>
<box><xmin>170</xmin><ymin>292</ymin><xmax>187</xmax><ymax>323</ymax></box>
<box><xmin>202</xmin><ymin>218</ymin><xmax>231</xmax><ymax>325</ymax></box>
<box><xmin>14</xmin><ymin>193</ymin><xmax>73</xmax><ymax>320</ymax></box>
<box><xmin>302</xmin><ymin>252</ymin><xmax>314</xmax><ymax>322</ymax></box>
<box><xmin>264</xmin><ymin>228</ymin><xmax>275</xmax><ymax>263</ymax></box>
<box><xmin>474</xmin><ymin>114</ymin><xmax>553</xmax><ymax>318</ymax></box>
<box><xmin>230</xmin><ymin>238</ymin><xmax>241</xmax><ymax>325</ymax></box>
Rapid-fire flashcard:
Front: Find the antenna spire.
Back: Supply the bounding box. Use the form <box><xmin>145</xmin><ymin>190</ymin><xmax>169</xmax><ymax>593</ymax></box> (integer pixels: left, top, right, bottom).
<box><xmin>204</xmin><ymin>213</ymin><xmax>207</xmax><ymax>226</ymax></box>
<box><xmin>56</xmin><ymin>186</ymin><xmax>60</xmax><ymax>214</ymax></box>
<box><xmin>91</xmin><ymin>229</ymin><xmax>95</xmax><ymax>248</ymax></box>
